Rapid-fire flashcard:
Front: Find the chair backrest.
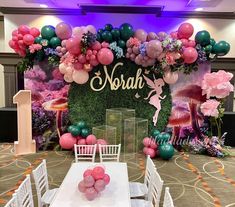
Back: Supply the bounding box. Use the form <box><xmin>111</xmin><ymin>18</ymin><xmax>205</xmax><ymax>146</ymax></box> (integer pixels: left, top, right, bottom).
<box><xmin>15</xmin><ymin>175</ymin><xmax>34</xmax><ymax>207</ymax></box>
<box><xmin>144</xmin><ymin>155</ymin><xmax>156</xmax><ymax>188</ymax></box>
<box><xmin>4</xmin><ymin>193</ymin><xmax>17</xmax><ymax>207</ymax></box>
<box><xmin>163</xmin><ymin>187</ymin><xmax>174</xmax><ymax>207</ymax></box>
<box><xmin>32</xmin><ymin>159</ymin><xmax>49</xmax><ymax>207</ymax></box>
<box><xmin>99</xmin><ymin>144</ymin><xmax>121</xmax><ymax>162</ymax></box>
<box><xmin>147</xmin><ymin>170</ymin><xmax>164</xmax><ymax>207</ymax></box>
<box><xmin>74</xmin><ymin>144</ymin><xmax>97</xmax><ymax>162</ymax></box>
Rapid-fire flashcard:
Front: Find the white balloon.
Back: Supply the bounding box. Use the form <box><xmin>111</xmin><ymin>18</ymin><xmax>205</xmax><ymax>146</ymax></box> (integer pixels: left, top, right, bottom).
<box><xmin>59</xmin><ymin>63</ymin><xmax>67</xmax><ymax>74</ymax></box>
<box><xmin>72</xmin><ymin>69</ymin><xmax>89</xmax><ymax>85</ymax></box>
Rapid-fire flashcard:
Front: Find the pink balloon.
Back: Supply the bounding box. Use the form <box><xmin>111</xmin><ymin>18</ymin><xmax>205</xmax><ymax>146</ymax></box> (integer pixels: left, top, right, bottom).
<box><xmin>178</xmin><ymin>23</ymin><xmax>194</xmax><ymax>39</ymax></box>
<box><xmin>78</xmin><ymin>54</ymin><xmax>87</xmax><ymax>64</ymax></box>
<box><xmin>74</xmin><ymin>62</ymin><xmax>83</xmax><ymax>70</ymax></box>
<box><xmin>59</xmin><ymin>133</ymin><xmax>77</xmax><ymax>149</ymax></box>
<box><xmin>157</xmin><ymin>31</ymin><xmax>168</xmax><ymax>39</ymax></box>
<box><xmin>132</xmin><ymin>46</ymin><xmax>140</xmax><ymax>55</ymax></box>
<box><xmin>56</xmin><ymin>22</ymin><xmax>72</xmax><ymax>40</ymax></box>
<box><xmin>147</xmin><ymin>32</ymin><xmax>157</xmax><ymax>41</ymax></box>
<box><xmin>78</xmin><ymin>180</ymin><xmax>87</xmax><ymax>193</ymax></box>
<box><xmin>30</xmin><ymin>27</ymin><xmax>40</xmax><ymax>37</ymax></box>
<box><xmin>66</xmin><ymin>37</ymin><xmax>81</xmax><ymax>55</ymax></box>
<box><xmin>59</xmin><ymin>63</ymin><xmax>67</xmax><ymax>74</ymax></box>
<box><xmin>86</xmin><ymin>25</ymin><xmax>97</xmax><ymax>34</ymax></box>
<box><xmin>17</xmin><ymin>34</ymin><xmax>23</xmax><ymax>40</ymax></box>
<box><xmin>61</xmin><ymin>40</ymin><xmax>67</xmax><ymax>47</ymax></box>
<box><xmin>103</xmin><ymin>174</ymin><xmax>110</xmax><ymax>185</ymax></box>
<box><xmin>143</xmin><ymin>137</ymin><xmax>152</xmax><ymax>147</ymax></box>
<box><xmin>150</xmin><ymin>140</ymin><xmax>158</xmax><ymax>149</ymax></box>
<box><xmin>85</xmin><ymin>187</ymin><xmax>98</xmax><ymax>201</ymax></box>
<box><xmin>90</xmin><ymin>59</ymin><xmax>99</xmax><ymax>67</ymax></box>
<box><xmin>92</xmin><ymin>41</ymin><xmax>101</xmax><ymax>51</ymax></box>
<box><xmin>86</xmin><ymin>134</ymin><xmax>97</xmax><ymax>145</ymax></box>
<box><xmin>72</xmin><ymin>69</ymin><xmax>89</xmax><ymax>85</ymax></box>
<box><xmin>143</xmin><ymin>147</ymin><xmax>149</xmax><ymax>155</ymax></box>
<box><xmin>64</xmin><ymin>73</ymin><xmax>73</xmax><ymax>83</ymax></box>
<box><xmin>94</xmin><ymin>179</ymin><xmax>106</xmax><ymax>192</ymax></box>
<box><xmin>84</xmin><ymin>175</ymin><xmax>95</xmax><ymax>187</ymax></box>
<box><xmin>101</xmin><ymin>42</ymin><xmax>109</xmax><ymax>48</ymax></box>
<box><xmin>18</xmin><ymin>25</ymin><xmax>30</xmax><ymax>35</ymax></box>
<box><xmin>12</xmin><ymin>29</ymin><xmax>18</xmax><ymax>36</ymax></box>
<box><xmin>187</xmin><ymin>40</ymin><xmax>196</xmax><ymax>48</ymax></box>
<box><xmin>145</xmin><ymin>148</ymin><xmax>156</xmax><ymax>158</ymax></box>
<box><xmin>97</xmin><ymin>48</ymin><xmax>114</xmax><ymax>65</ymax></box>
<box><xmin>77</xmin><ymin>139</ymin><xmax>87</xmax><ymax>145</ymax></box>
<box><xmin>72</xmin><ymin>27</ymin><xmax>86</xmax><ymax>39</ymax></box>
<box><xmin>12</xmin><ymin>36</ymin><xmax>18</xmax><ymax>41</ymax></box>
<box><xmin>180</xmin><ymin>38</ymin><xmax>189</xmax><ymax>47</ymax></box>
<box><xmin>134</xmin><ymin>29</ymin><xmax>147</xmax><ymax>43</ymax></box>
<box><xmin>170</xmin><ymin>31</ymin><xmax>178</xmax><ymax>39</ymax></box>
<box><xmin>83</xmin><ymin>169</ymin><xmax>93</xmax><ymax>178</ymax></box>
<box><xmin>163</xmin><ymin>71</ymin><xmax>179</xmax><ymax>84</ymax></box>
<box><xmin>8</xmin><ymin>40</ymin><xmax>16</xmax><ymax>49</ymax></box>
<box><xmin>146</xmin><ymin>40</ymin><xmax>163</xmax><ymax>59</ymax></box>
<box><xmin>23</xmin><ymin>34</ymin><xmax>35</xmax><ymax>45</ymax></box>
<box><xmin>183</xmin><ymin>47</ymin><xmax>198</xmax><ymax>64</ymax></box>
<box><xmin>92</xmin><ymin>166</ymin><xmax>105</xmax><ymax>180</ymax></box>
<box><xmin>96</xmin><ymin>139</ymin><xmax>107</xmax><ymax>153</ymax></box>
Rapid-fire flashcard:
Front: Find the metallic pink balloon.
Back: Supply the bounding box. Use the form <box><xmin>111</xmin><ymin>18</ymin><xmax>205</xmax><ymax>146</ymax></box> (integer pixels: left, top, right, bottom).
<box><xmin>134</xmin><ymin>29</ymin><xmax>147</xmax><ymax>43</ymax></box>
<box><xmin>163</xmin><ymin>71</ymin><xmax>179</xmax><ymax>84</ymax></box>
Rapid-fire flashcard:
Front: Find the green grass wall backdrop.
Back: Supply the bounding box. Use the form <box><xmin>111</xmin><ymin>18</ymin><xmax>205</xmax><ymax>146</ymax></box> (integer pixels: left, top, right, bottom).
<box><xmin>68</xmin><ymin>58</ymin><xmax>172</xmax><ymax>133</ymax></box>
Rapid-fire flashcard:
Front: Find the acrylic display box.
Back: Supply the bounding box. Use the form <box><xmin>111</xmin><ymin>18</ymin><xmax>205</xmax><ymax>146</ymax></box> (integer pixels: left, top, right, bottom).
<box><xmin>106</xmin><ymin>108</ymin><xmax>135</xmax><ymax>145</ymax></box>
<box><xmin>124</xmin><ymin>117</ymin><xmax>148</xmax><ymax>154</ymax></box>
<box><xmin>92</xmin><ymin>125</ymin><xmax>117</xmax><ymax>144</ymax></box>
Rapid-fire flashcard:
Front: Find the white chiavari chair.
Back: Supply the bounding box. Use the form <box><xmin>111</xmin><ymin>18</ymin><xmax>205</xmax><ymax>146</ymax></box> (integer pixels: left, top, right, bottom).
<box><xmin>74</xmin><ymin>144</ymin><xmax>97</xmax><ymax>162</ymax></box>
<box><xmin>4</xmin><ymin>193</ymin><xmax>17</xmax><ymax>207</ymax></box>
<box><xmin>99</xmin><ymin>144</ymin><xmax>121</xmax><ymax>162</ymax></box>
<box><xmin>163</xmin><ymin>187</ymin><xmax>174</xmax><ymax>207</ymax></box>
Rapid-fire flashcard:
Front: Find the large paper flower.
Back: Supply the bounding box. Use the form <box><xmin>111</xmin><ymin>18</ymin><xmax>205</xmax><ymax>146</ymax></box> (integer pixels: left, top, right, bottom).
<box><xmin>200</xmin><ymin>99</ymin><xmax>220</xmax><ymax>117</ymax></box>
<box><xmin>202</xmin><ymin>70</ymin><xmax>234</xmax><ymax>99</ymax></box>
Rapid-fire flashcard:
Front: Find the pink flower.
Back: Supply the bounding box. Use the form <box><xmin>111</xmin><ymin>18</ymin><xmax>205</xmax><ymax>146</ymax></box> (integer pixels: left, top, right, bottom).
<box><xmin>200</xmin><ymin>99</ymin><xmax>220</xmax><ymax>117</ymax></box>
<box><xmin>202</xmin><ymin>70</ymin><xmax>234</xmax><ymax>99</ymax></box>
<box><xmin>128</xmin><ymin>37</ymin><xmax>140</xmax><ymax>47</ymax></box>
<box><xmin>165</xmin><ymin>52</ymin><xmax>176</xmax><ymax>65</ymax></box>
<box><xmin>29</xmin><ymin>44</ymin><xmax>42</xmax><ymax>53</ymax></box>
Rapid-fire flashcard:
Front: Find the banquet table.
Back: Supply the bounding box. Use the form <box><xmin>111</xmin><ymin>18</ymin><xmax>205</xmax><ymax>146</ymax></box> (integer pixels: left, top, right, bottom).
<box><xmin>50</xmin><ymin>162</ymin><xmax>131</xmax><ymax>207</ymax></box>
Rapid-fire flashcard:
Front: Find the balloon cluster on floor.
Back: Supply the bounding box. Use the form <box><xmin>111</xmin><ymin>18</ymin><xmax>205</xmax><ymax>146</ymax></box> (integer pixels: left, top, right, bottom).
<box><xmin>78</xmin><ymin>165</ymin><xmax>110</xmax><ymax>201</ymax></box>
<box><xmin>143</xmin><ymin>129</ymin><xmax>174</xmax><ymax>160</ymax></box>
<box><xmin>9</xmin><ymin>22</ymin><xmax>230</xmax><ymax>84</ymax></box>
<box><xmin>59</xmin><ymin>120</ymin><xmax>108</xmax><ymax>150</ymax></box>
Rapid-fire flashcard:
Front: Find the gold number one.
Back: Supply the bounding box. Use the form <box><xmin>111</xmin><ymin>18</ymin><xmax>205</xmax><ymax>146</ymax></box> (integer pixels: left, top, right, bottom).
<box><xmin>13</xmin><ymin>90</ymin><xmax>36</xmax><ymax>155</ymax></box>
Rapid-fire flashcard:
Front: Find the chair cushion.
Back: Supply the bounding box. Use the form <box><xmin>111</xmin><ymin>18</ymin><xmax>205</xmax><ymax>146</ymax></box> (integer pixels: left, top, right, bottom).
<box><xmin>42</xmin><ymin>188</ymin><xmax>58</xmax><ymax>204</ymax></box>
<box><xmin>131</xmin><ymin>199</ymin><xmax>151</xmax><ymax>207</ymax></box>
<box><xmin>129</xmin><ymin>182</ymin><xmax>148</xmax><ymax>198</ymax></box>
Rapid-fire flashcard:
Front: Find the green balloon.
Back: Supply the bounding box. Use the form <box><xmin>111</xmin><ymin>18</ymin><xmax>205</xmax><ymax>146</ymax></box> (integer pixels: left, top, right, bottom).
<box><xmin>159</xmin><ymin>143</ymin><xmax>174</xmax><ymax>160</ymax></box>
<box><xmin>105</xmin><ymin>24</ymin><xmax>113</xmax><ymax>31</ymax></box>
<box><xmin>151</xmin><ymin>129</ymin><xmax>160</xmax><ymax>138</ymax></box>
<box><xmin>101</xmin><ymin>31</ymin><xmax>113</xmax><ymax>43</ymax></box>
<box><xmin>210</xmin><ymin>38</ymin><xmax>216</xmax><ymax>46</ymax></box>
<box><xmin>111</xmin><ymin>28</ymin><xmax>120</xmax><ymax>40</ymax></box>
<box><xmin>34</xmin><ymin>36</ymin><xmax>42</xmax><ymax>44</ymax></box>
<box><xmin>75</xmin><ymin>121</ymin><xmax>87</xmax><ymax>129</ymax></box>
<box><xmin>49</xmin><ymin>37</ymin><xmax>61</xmax><ymax>48</ymax></box>
<box><xmin>212</xmin><ymin>40</ymin><xmax>230</xmax><ymax>56</ymax></box>
<box><xmin>98</xmin><ymin>29</ymin><xmax>104</xmax><ymax>34</ymax></box>
<box><xmin>69</xmin><ymin>125</ymin><xmax>81</xmax><ymax>137</ymax></box>
<box><xmin>119</xmin><ymin>23</ymin><xmax>134</xmax><ymax>41</ymax></box>
<box><xmin>204</xmin><ymin>44</ymin><xmax>213</xmax><ymax>54</ymax></box>
<box><xmin>96</xmin><ymin>33</ymin><xmax>102</xmax><ymax>42</ymax></box>
<box><xmin>81</xmin><ymin>128</ymin><xmax>90</xmax><ymax>138</ymax></box>
<box><xmin>195</xmin><ymin>30</ymin><xmax>211</xmax><ymax>46</ymax></box>
<box><xmin>35</xmin><ymin>50</ymin><xmax>44</xmax><ymax>61</ymax></box>
<box><xmin>41</xmin><ymin>25</ymin><xmax>56</xmax><ymax>40</ymax></box>
<box><xmin>117</xmin><ymin>39</ymin><xmax>126</xmax><ymax>48</ymax></box>
<box><xmin>40</xmin><ymin>39</ymin><xmax>49</xmax><ymax>47</ymax></box>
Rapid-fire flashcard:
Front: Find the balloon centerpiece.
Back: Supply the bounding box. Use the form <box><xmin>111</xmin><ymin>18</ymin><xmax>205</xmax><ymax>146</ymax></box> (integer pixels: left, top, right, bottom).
<box><xmin>78</xmin><ymin>165</ymin><xmax>110</xmax><ymax>201</ymax></box>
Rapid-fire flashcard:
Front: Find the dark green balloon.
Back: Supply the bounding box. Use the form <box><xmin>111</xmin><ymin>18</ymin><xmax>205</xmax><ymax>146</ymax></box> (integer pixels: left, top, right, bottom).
<box><xmin>151</xmin><ymin>129</ymin><xmax>160</xmax><ymax>138</ymax></box>
<box><xmin>105</xmin><ymin>24</ymin><xmax>113</xmax><ymax>31</ymax></box>
<box><xmin>195</xmin><ymin>30</ymin><xmax>211</xmax><ymax>46</ymax></box>
<box><xmin>34</xmin><ymin>36</ymin><xmax>42</xmax><ymax>44</ymax></box>
<box><xmin>101</xmin><ymin>31</ymin><xmax>113</xmax><ymax>43</ymax></box>
<box><xmin>111</xmin><ymin>28</ymin><xmax>120</xmax><ymax>40</ymax></box>
<box><xmin>49</xmin><ymin>37</ymin><xmax>61</xmax><ymax>48</ymax></box>
<box><xmin>81</xmin><ymin>128</ymin><xmax>90</xmax><ymax>138</ymax></box>
<box><xmin>96</xmin><ymin>33</ymin><xmax>102</xmax><ymax>42</ymax></box>
<box><xmin>117</xmin><ymin>39</ymin><xmax>126</xmax><ymax>48</ymax></box>
<box><xmin>119</xmin><ymin>23</ymin><xmax>134</xmax><ymax>41</ymax></box>
<box><xmin>204</xmin><ymin>44</ymin><xmax>213</xmax><ymax>54</ymax></box>
<box><xmin>75</xmin><ymin>120</ymin><xmax>87</xmax><ymax>129</ymax></box>
<box><xmin>210</xmin><ymin>38</ymin><xmax>216</xmax><ymax>46</ymax></box>
<box><xmin>69</xmin><ymin>125</ymin><xmax>81</xmax><ymax>137</ymax></box>
<box><xmin>212</xmin><ymin>40</ymin><xmax>230</xmax><ymax>56</ymax></box>
<box><xmin>159</xmin><ymin>143</ymin><xmax>174</xmax><ymax>160</ymax></box>
<box><xmin>98</xmin><ymin>29</ymin><xmax>104</xmax><ymax>34</ymax></box>
<box><xmin>41</xmin><ymin>25</ymin><xmax>56</xmax><ymax>40</ymax></box>
<box><xmin>35</xmin><ymin>50</ymin><xmax>44</xmax><ymax>61</ymax></box>
<box><xmin>40</xmin><ymin>39</ymin><xmax>49</xmax><ymax>47</ymax></box>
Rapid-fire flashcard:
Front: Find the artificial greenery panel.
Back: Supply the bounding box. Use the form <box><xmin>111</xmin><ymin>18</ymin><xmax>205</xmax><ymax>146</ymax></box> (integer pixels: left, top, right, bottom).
<box><xmin>69</xmin><ymin>58</ymin><xmax>172</xmax><ymax>132</ymax></box>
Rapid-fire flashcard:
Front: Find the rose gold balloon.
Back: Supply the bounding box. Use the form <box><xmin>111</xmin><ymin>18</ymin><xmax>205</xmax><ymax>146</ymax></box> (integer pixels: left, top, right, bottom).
<box><xmin>163</xmin><ymin>71</ymin><xmax>179</xmax><ymax>84</ymax></box>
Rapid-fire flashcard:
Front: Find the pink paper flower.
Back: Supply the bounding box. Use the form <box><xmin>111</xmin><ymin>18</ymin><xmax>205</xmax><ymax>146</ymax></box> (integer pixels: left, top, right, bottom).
<box><xmin>200</xmin><ymin>99</ymin><xmax>220</xmax><ymax>117</ymax></box>
<box><xmin>128</xmin><ymin>37</ymin><xmax>140</xmax><ymax>47</ymax></box>
<box><xmin>202</xmin><ymin>70</ymin><xmax>234</xmax><ymax>99</ymax></box>
<box><xmin>29</xmin><ymin>44</ymin><xmax>42</xmax><ymax>53</ymax></box>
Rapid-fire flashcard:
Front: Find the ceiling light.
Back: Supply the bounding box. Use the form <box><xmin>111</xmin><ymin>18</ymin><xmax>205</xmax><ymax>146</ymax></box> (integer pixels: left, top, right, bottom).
<box><xmin>195</xmin><ymin>8</ymin><xmax>203</xmax><ymax>11</ymax></box>
<box><xmin>39</xmin><ymin>4</ymin><xmax>48</xmax><ymax>8</ymax></box>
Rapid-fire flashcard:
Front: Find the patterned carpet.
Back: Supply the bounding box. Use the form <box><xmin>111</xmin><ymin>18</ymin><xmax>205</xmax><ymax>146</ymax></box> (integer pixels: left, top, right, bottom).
<box><xmin>0</xmin><ymin>144</ymin><xmax>235</xmax><ymax>207</ymax></box>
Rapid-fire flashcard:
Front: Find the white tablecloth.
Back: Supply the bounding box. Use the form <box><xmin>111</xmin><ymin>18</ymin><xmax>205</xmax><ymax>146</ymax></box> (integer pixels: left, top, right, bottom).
<box><xmin>50</xmin><ymin>162</ymin><xmax>131</xmax><ymax>207</ymax></box>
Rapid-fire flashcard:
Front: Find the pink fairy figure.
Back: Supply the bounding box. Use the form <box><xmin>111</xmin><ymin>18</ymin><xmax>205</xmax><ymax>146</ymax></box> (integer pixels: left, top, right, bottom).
<box><xmin>143</xmin><ymin>75</ymin><xmax>166</xmax><ymax>126</ymax></box>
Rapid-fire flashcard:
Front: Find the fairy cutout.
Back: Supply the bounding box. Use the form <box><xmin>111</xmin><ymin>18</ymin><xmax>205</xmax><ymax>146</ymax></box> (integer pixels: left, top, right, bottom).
<box><xmin>143</xmin><ymin>75</ymin><xmax>166</xmax><ymax>126</ymax></box>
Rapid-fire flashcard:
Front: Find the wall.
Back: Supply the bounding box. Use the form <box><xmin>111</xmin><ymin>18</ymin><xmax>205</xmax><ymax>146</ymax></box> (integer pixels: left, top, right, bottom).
<box><xmin>0</xmin><ymin>20</ymin><xmax>5</xmax><ymax>107</ymax></box>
